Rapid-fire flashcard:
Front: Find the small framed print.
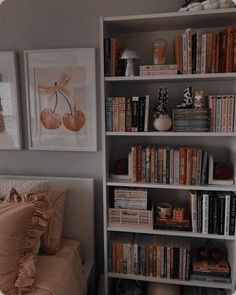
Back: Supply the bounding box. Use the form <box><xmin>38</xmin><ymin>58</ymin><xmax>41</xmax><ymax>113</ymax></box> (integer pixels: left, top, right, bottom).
<box><xmin>24</xmin><ymin>48</ymin><xmax>97</xmax><ymax>151</ymax></box>
<box><xmin>0</xmin><ymin>51</ymin><xmax>21</xmax><ymax>150</ymax></box>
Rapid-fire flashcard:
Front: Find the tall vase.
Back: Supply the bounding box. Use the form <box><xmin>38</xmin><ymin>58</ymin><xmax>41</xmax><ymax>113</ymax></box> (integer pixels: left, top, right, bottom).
<box><xmin>153</xmin><ymin>114</ymin><xmax>172</xmax><ymax>131</ymax></box>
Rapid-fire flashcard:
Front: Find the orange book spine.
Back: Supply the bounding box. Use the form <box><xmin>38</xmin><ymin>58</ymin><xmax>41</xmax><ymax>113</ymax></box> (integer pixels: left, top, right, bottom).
<box><xmin>179</xmin><ymin>147</ymin><xmax>187</xmax><ymax>185</ymax></box>
<box><xmin>173</xmin><ymin>34</ymin><xmax>183</xmax><ymax>74</ymax></box>
<box><xmin>225</xmin><ymin>24</ymin><xmax>235</xmax><ymax>72</ymax></box>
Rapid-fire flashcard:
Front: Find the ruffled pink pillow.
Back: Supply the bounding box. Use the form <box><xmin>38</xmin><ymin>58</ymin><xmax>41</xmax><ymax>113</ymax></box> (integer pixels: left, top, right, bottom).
<box><xmin>4</xmin><ymin>188</ymin><xmax>53</xmax><ymax>293</ymax></box>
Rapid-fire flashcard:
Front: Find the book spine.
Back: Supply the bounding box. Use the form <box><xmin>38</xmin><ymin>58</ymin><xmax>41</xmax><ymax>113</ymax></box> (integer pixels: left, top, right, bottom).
<box><xmin>206</xmin><ymin>33</ymin><xmax>213</xmax><ymax>73</ymax></box>
<box><xmin>229</xmin><ymin>193</ymin><xmax>236</xmax><ymax>235</ymax></box>
<box><xmin>131</xmin><ymin>146</ymin><xmax>137</xmax><ymax>182</ymax></box>
<box><xmin>145</xmin><ymin>146</ymin><xmax>151</xmax><ymax>183</ymax></box>
<box><xmin>213</xmin><ymin>194</ymin><xmax>219</xmax><ymax>234</ymax></box>
<box><xmin>174</xmin><ymin>149</ymin><xmax>180</xmax><ymax>184</ymax></box>
<box><xmin>191</xmin><ymin>148</ymin><xmax>197</xmax><ymax>185</ymax></box>
<box><xmin>208</xmin><ymin>193</ymin><xmax>214</xmax><ymax>234</ymax></box>
<box><xmin>162</xmin><ymin>148</ymin><xmax>167</xmax><ymax>184</ymax></box>
<box><xmin>221</xmin><ymin>95</ymin><xmax>228</xmax><ymax>132</ymax></box>
<box><xmin>141</xmin><ymin>148</ymin><xmax>146</xmax><ymax>182</ymax></box>
<box><xmin>227</xmin><ymin>95</ymin><xmax>235</xmax><ymax>132</ymax></box>
<box><xmin>131</xmin><ymin>96</ymin><xmax>139</xmax><ymax>132</ymax></box>
<box><xmin>150</xmin><ymin>145</ymin><xmax>155</xmax><ymax>183</ymax></box>
<box><xmin>179</xmin><ymin>147</ymin><xmax>187</xmax><ymax>185</ymax></box>
<box><xmin>196</xmin><ymin>31</ymin><xmax>202</xmax><ymax>74</ymax></box>
<box><xmin>173</xmin><ymin>34</ymin><xmax>183</xmax><ymax>74</ymax></box>
<box><xmin>140</xmin><ymin>69</ymin><xmax>178</xmax><ymax>76</ymax></box>
<box><xmin>112</xmin><ymin>97</ymin><xmax>119</xmax><ymax>132</ymax></box>
<box><xmin>196</xmin><ymin>148</ymin><xmax>202</xmax><ymax>186</ymax></box>
<box><xmin>158</xmin><ymin>147</ymin><xmax>163</xmax><ymax>183</ymax></box>
<box><xmin>220</xmin><ymin>29</ymin><xmax>227</xmax><ymax>73</ymax></box>
<box><xmin>202</xmin><ymin>192</ymin><xmax>209</xmax><ymax>234</ymax></box>
<box><xmin>110</xmin><ymin>38</ymin><xmax>116</xmax><ymax>76</ymax></box>
<box><xmin>178</xmin><ymin>247</ymin><xmax>183</xmax><ymax>280</ymax></box>
<box><xmin>104</xmin><ymin>38</ymin><xmax>110</xmax><ymax>77</ymax></box>
<box><xmin>224</xmin><ymin>192</ymin><xmax>231</xmax><ymax>235</ymax></box>
<box><xmin>215</xmin><ymin>96</ymin><xmax>222</xmax><ymax>132</ymax></box>
<box><xmin>217</xmin><ymin>194</ymin><xmax>226</xmax><ymax>235</ymax></box>
<box><xmin>140</xmin><ymin>64</ymin><xmax>178</xmax><ymax>70</ymax></box>
<box><xmin>215</xmin><ymin>33</ymin><xmax>220</xmax><ymax>73</ymax></box>
<box><xmin>190</xmin><ymin>191</ymin><xmax>198</xmax><ymax>233</ymax></box>
<box><xmin>197</xmin><ymin>193</ymin><xmax>203</xmax><ymax>233</ymax></box>
<box><xmin>137</xmin><ymin>144</ymin><xmax>142</xmax><ymax>182</ymax></box>
<box><xmin>182</xmin><ymin>33</ymin><xmax>188</xmax><ymax>74</ymax></box>
<box><xmin>234</xmin><ymin>32</ymin><xmax>236</xmax><ymax>72</ymax></box>
<box><xmin>211</xmin><ymin>34</ymin><xmax>217</xmax><ymax>73</ymax></box>
<box><xmin>169</xmin><ymin>148</ymin><xmax>174</xmax><ymax>185</ymax></box>
<box><xmin>207</xmin><ymin>95</ymin><xmax>216</xmax><ymax>132</ymax></box>
<box><xmin>186</xmin><ymin>147</ymin><xmax>193</xmax><ymax>185</ymax></box>
<box><xmin>225</xmin><ymin>25</ymin><xmax>235</xmax><ymax>72</ymax></box>
<box><xmin>201</xmin><ymin>34</ymin><xmax>207</xmax><ymax>74</ymax></box>
<box><xmin>154</xmin><ymin>146</ymin><xmax>158</xmax><ymax>183</ymax></box>
<box><xmin>144</xmin><ymin>95</ymin><xmax>150</xmax><ymax>132</ymax></box>
<box><xmin>200</xmin><ymin>150</ymin><xmax>208</xmax><ymax>185</ymax></box>
<box><xmin>138</xmin><ymin>96</ymin><xmax>145</xmax><ymax>132</ymax></box>
<box><xmin>186</xmin><ymin>28</ymin><xmax>192</xmax><ymax>74</ymax></box>
<box><xmin>125</xmin><ymin>97</ymin><xmax>132</xmax><ymax>132</ymax></box>
<box><xmin>192</xmin><ymin>33</ymin><xmax>197</xmax><ymax>74</ymax></box>
<box><xmin>118</xmin><ymin>97</ymin><xmax>126</xmax><ymax>132</ymax></box>
<box><xmin>105</xmin><ymin>97</ymin><xmax>113</xmax><ymax>131</ymax></box>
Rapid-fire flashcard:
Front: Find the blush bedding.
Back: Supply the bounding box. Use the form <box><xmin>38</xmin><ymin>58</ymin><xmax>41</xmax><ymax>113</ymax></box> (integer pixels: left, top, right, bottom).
<box><xmin>28</xmin><ymin>239</ymin><xmax>87</xmax><ymax>295</ymax></box>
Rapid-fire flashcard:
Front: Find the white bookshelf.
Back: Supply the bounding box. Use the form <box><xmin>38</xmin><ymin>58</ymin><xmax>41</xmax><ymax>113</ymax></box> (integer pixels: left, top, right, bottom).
<box><xmin>101</xmin><ymin>8</ymin><xmax>236</xmax><ymax>295</ymax></box>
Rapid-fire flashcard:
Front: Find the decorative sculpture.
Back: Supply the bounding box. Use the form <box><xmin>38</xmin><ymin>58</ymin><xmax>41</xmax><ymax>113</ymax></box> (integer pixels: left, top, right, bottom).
<box><xmin>176</xmin><ymin>86</ymin><xmax>193</xmax><ymax>108</ymax></box>
<box><xmin>194</xmin><ymin>89</ymin><xmax>204</xmax><ymax>109</ymax></box>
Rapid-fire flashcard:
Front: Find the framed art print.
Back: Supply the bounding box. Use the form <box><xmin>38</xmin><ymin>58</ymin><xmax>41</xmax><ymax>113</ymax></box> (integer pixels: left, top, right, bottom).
<box><xmin>24</xmin><ymin>48</ymin><xmax>97</xmax><ymax>151</ymax></box>
<box><xmin>0</xmin><ymin>51</ymin><xmax>21</xmax><ymax>150</ymax></box>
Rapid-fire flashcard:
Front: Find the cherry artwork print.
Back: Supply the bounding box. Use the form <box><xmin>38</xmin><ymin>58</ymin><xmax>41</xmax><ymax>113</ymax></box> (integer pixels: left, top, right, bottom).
<box><xmin>37</xmin><ymin>73</ymin><xmax>86</xmax><ymax>132</ymax></box>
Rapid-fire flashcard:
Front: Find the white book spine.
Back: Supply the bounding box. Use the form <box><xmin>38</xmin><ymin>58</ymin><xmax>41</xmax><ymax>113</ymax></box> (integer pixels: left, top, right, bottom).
<box><xmin>144</xmin><ymin>95</ymin><xmax>150</xmax><ymax>132</ymax></box>
<box><xmin>202</xmin><ymin>193</ymin><xmax>209</xmax><ymax>234</ymax></box>
<box><xmin>224</xmin><ymin>193</ymin><xmax>231</xmax><ymax>235</ymax></box>
<box><xmin>190</xmin><ymin>191</ymin><xmax>198</xmax><ymax>233</ymax></box>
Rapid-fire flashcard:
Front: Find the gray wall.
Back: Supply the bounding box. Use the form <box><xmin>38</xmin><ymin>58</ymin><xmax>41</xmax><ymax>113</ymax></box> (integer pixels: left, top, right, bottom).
<box><xmin>0</xmin><ymin>0</ymin><xmax>182</xmax><ymax>277</ymax></box>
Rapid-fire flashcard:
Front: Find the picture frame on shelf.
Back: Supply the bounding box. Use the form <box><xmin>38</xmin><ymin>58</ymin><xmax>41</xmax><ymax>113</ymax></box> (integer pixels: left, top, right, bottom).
<box><xmin>0</xmin><ymin>51</ymin><xmax>21</xmax><ymax>150</ymax></box>
<box><xmin>24</xmin><ymin>48</ymin><xmax>97</xmax><ymax>152</ymax></box>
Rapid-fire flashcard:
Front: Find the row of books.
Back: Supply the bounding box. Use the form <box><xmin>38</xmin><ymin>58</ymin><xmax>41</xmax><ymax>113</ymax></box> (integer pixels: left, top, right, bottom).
<box><xmin>207</xmin><ymin>94</ymin><xmax>236</xmax><ymax>132</ymax></box>
<box><xmin>114</xmin><ymin>187</ymin><xmax>148</xmax><ymax>210</ymax></box>
<box><xmin>189</xmin><ymin>191</ymin><xmax>236</xmax><ymax>236</ymax></box>
<box><xmin>128</xmin><ymin>145</ymin><xmax>208</xmax><ymax>185</ymax></box>
<box><xmin>105</xmin><ymin>96</ymin><xmax>150</xmax><ymax>132</ymax></box>
<box><xmin>173</xmin><ymin>24</ymin><xmax>236</xmax><ymax>74</ymax></box>
<box><xmin>108</xmin><ymin>235</ymin><xmax>191</xmax><ymax>280</ymax></box>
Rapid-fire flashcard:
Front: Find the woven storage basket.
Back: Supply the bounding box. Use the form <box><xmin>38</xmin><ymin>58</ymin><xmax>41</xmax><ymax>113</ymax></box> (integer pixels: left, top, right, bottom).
<box><xmin>108</xmin><ymin>207</ymin><xmax>153</xmax><ymax>229</ymax></box>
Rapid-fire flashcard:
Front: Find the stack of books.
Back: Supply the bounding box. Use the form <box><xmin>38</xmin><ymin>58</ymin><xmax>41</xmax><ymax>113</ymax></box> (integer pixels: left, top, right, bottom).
<box><xmin>139</xmin><ymin>64</ymin><xmax>178</xmax><ymax>76</ymax></box>
<box><xmin>191</xmin><ymin>251</ymin><xmax>231</xmax><ymax>283</ymax></box>
<box><xmin>206</xmin><ymin>94</ymin><xmax>236</xmax><ymax>132</ymax></box>
<box><xmin>173</xmin><ymin>24</ymin><xmax>236</xmax><ymax>74</ymax></box>
<box><xmin>128</xmin><ymin>145</ymin><xmax>208</xmax><ymax>185</ymax></box>
<box><xmin>189</xmin><ymin>191</ymin><xmax>236</xmax><ymax>236</ymax></box>
<box><xmin>114</xmin><ymin>187</ymin><xmax>148</xmax><ymax>210</ymax></box>
<box><xmin>105</xmin><ymin>96</ymin><xmax>150</xmax><ymax>132</ymax></box>
<box><xmin>172</xmin><ymin>108</ymin><xmax>210</xmax><ymax>132</ymax></box>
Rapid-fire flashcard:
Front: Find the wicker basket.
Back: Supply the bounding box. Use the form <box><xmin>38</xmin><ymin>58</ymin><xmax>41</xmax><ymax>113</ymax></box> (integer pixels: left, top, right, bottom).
<box><xmin>108</xmin><ymin>207</ymin><xmax>153</xmax><ymax>229</ymax></box>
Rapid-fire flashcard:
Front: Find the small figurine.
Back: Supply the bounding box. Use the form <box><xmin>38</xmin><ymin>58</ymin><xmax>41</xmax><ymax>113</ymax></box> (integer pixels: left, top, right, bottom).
<box><xmin>176</xmin><ymin>86</ymin><xmax>193</xmax><ymax>108</ymax></box>
<box><xmin>194</xmin><ymin>89</ymin><xmax>204</xmax><ymax>109</ymax></box>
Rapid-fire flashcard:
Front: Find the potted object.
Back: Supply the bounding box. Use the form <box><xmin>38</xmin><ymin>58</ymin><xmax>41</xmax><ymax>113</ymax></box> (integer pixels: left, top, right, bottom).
<box><xmin>153</xmin><ymin>86</ymin><xmax>172</xmax><ymax>131</ymax></box>
<box><xmin>120</xmin><ymin>48</ymin><xmax>139</xmax><ymax>76</ymax></box>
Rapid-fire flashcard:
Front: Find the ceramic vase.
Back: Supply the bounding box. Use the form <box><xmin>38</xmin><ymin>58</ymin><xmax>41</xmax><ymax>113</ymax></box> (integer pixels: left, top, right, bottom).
<box><xmin>153</xmin><ymin>114</ymin><xmax>172</xmax><ymax>131</ymax></box>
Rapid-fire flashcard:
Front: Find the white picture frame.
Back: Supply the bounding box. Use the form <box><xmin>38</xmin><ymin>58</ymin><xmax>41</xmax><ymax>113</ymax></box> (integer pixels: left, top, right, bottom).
<box><xmin>0</xmin><ymin>51</ymin><xmax>21</xmax><ymax>150</ymax></box>
<box><xmin>24</xmin><ymin>48</ymin><xmax>97</xmax><ymax>152</ymax></box>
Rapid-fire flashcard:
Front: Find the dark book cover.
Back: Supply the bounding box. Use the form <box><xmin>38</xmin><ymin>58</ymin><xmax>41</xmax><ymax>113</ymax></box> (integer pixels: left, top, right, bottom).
<box><xmin>229</xmin><ymin>192</ymin><xmax>236</xmax><ymax>235</ymax></box>
<box><xmin>192</xmin><ymin>33</ymin><xmax>197</xmax><ymax>74</ymax></box>
<box><xmin>138</xmin><ymin>96</ymin><xmax>146</xmax><ymax>132</ymax></box>
<box><xmin>213</xmin><ymin>192</ymin><xmax>219</xmax><ymax>234</ymax></box>
<box><xmin>173</xmin><ymin>247</ymin><xmax>180</xmax><ymax>279</ymax></box>
<box><xmin>208</xmin><ymin>193</ymin><xmax>214</xmax><ymax>234</ymax></box>
<box><xmin>200</xmin><ymin>150</ymin><xmax>208</xmax><ymax>185</ymax></box>
<box><xmin>125</xmin><ymin>97</ymin><xmax>132</xmax><ymax>132</ymax></box>
<box><xmin>131</xmin><ymin>97</ymin><xmax>139</xmax><ymax>132</ymax></box>
<box><xmin>185</xmin><ymin>248</ymin><xmax>191</xmax><ymax>280</ymax></box>
<box><xmin>105</xmin><ymin>97</ymin><xmax>113</xmax><ymax>132</ymax></box>
<box><xmin>197</xmin><ymin>192</ymin><xmax>203</xmax><ymax>233</ymax></box>
<box><xmin>164</xmin><ymin>246</ymin><xmax>167</xmax><ymax>278</ymax></box>
<box><xmin>104</xmin><ymin>38</ymin><xmax>110</xmax><ymax>77</ymax></box>
<box><xmin>217</xmin><ymin>192</ymin><xmax>226</xmax><ymax>235</ymax></box>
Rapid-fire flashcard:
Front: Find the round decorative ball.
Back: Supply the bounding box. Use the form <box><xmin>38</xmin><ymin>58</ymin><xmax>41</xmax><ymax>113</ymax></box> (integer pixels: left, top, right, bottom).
<box><xmin>153</xmin><ymin>114</ymin><xmax>172</xmax><ymax>132</ymax></box>
<box><xmin>147</xmin><ymin>282</ymin><xmax>180</xmax><ymax>295</ymax></box>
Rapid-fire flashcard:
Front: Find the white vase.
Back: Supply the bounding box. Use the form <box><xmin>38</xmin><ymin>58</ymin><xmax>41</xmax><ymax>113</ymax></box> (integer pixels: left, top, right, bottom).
<box><xmin>153</xmin><ymin>114</ymin><xmax>172</xmax><ymax>131</ymax></box>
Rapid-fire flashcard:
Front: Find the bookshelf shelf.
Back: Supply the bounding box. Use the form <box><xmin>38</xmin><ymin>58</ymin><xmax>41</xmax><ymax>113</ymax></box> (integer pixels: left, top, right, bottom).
<box><xmin>108</xmin><ymin>273</ymin><xmax>233</xmax><ymax>290</ymax></box>
<box><xmin>105</xmin><ymin>73</ymin><xmax>236</xmax><ymax>83</ymax></box>
<box><xmin>104</xmin><ymin>8</ymin><xmax>236</xmax><ymax>33</ymax></box>
<box><xmin>101</xmin><ymin>8</ymin><xmax>236</xmax><ymax>295</ymax></box>
<box><xmin>107</xmin><ymin>227</ymin><xmax>236</xmax><ymax>241</ymax></box>
<box><xmin>106</xmin><ymin>132</ymin><xmax>236</xmax><ymax>137</ymax></box>
<box><xmin>107</xmin><ymin>180</ymin><xmax>236</xmax><ymax>192</ymax></box>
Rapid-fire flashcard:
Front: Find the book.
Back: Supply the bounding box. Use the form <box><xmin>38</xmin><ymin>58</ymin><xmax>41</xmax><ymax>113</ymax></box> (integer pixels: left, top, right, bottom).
<box><xmin>110</xmin><ymin>38</ymin><xmax>126</xmax><ymax>76</ymax></box>
<box><xmin>229</xmin><ymin>192</ymin><xmax>236</xmax><ymax>235</ymax></box>
<box><xmin>206</xmin><ymin>33</ymin><xmax>213</xmax><ymax>73</ymax></box>
<box><xmin>125</xmin><ymin>97</ymin><xmax>132</xmax><ymax>132</ymax></box>
<box><xmin>190</xmin><ymin>273</ymin><xmax>231</xmax><ymax>283</ymax></box>
<box><xmin>104</xmin><ymin>38</ymin><xmax>111</xmax><ymax>77</ymax></box>
<box><xmin>118</xmin><ymin>97</ymin><xmax>126</xmax><ymax>132</ymax></box>
<box><xmin>105</xmin><ymin>97</ymin><xmax>113</xmax><ymax>131</ymax></box>
<box><xmin>138</xmin><ymin>96</ymin><xmax>145</xmax><ymax>132</ymax></box>
<box><xmin>227</xmin><ymin>95</ymin><xmax>235</xmax><ymax>132</ymax></box>
<box><xmin>225</xmin><ymin>24</ymin><xmax>235</xmax><ymax>73</ymax></box>
<box><xmin>182</xmin><ymin>32</ymin><xmax>188</xmax><ymax>74</ymax></box>
<box><xmin>139</xmin><ymin>69</ymin><xmax>178</xmax><ymax>76</ymax></box>
<box><xmin>217</xmin><ymin>192</ymin><xmax>226</xmax><ymax>235</ymax></box>
<box><xmin>201</xmin><ymin>34</ymin><xmax>207</xmax><ymax>74</ymax></box>
<box><xmin>112</xmin><ymin>97</ymin><xmax>119</xmax><ymax>132</ymax></box>
<box><xmin>224</xmin><ymin>192</ymin><xmax>231</xmax><ymax>235</ymax></box>
<box><xmin>196</xmin><ymin>31</ymin><xmax>202</xmax><ymax>74</ymax></box>
<box><xmin>202</xmin><ymin>192</ymin><xmax>209</xmax><ymax>234</ymax></box>
<box><xmin>189</xmin><ymin>190</ymin><xmax>198</xmax><ymax>233</ymax></box>
<box><xmin>197</xmin><ymin>192</ymin><xmax>203</xmax><ymax>233</ymax></box>
<box><xmin>144</xmin><ymin>95</ymin><xmax>150</xmax><ymax>132</ymax></box>
<box><xmin>140</xmin><ymin>64</ymin><xmax>177</xmax><ymax>71</ymax></box>
<box><xmin>192</xmin><ymin>33</ymin><xmax>197</xmax><ymax>74</ymax></box>
<box><xmin>186</xmin><ymin>28</ymin><xmax>192</xmax><ymax>74</ymax></box>
<box><xmin>207</xmin><ymin>95</ymin><xmax>216</xmax><ymax>132</ymax></box>
<box><xmin>215</xmin><ymin>96</ymin><xmax>222</xmax><ymax>132</ymax></box>
<box><xmin>221</xmin><ymin>95</ymin><xmax>228</xmax><ymax>132</ymax></box>
<box><xmin>173</xmin><ymin>35</ymin><xmax>183</xmax><ymax>74</ymax></box>
<box><xmin>131</xmin><ymin>96</ymin><xmax>139</xmax><ymax>132</ymax></box>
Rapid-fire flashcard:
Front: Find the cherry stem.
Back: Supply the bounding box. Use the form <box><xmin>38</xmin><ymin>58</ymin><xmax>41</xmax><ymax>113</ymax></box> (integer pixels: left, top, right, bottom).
<box><xmin>58</xmin><ymin>89</ymin><xmax>73</xmax><ymax>115</ymax></box>
<box><xmin>53</xmin><ymin>89</ymin><xmax>58</xmax><ymax>113</ymax></box>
